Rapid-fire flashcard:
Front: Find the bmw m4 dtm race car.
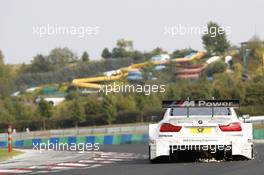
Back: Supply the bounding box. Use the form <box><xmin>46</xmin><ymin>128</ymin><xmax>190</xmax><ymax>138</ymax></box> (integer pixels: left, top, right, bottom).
<box><xmin>149</xmin><ymin>99</ymin><xmax>253</xmax><ymax>162</ymax></box>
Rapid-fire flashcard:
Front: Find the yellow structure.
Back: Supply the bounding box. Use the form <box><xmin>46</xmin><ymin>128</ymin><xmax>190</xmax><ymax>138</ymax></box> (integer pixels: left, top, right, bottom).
<box><xmin>72</xmin><ymin>52</ymin><xmax>205</xmax><ymax>89</ymax></box>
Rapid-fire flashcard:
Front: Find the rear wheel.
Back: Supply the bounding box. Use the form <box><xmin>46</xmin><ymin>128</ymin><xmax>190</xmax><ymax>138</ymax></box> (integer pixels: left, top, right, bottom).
<box><xmin>149</xmin><ymin>146</ymin><xmax>170</xmax><ymax>163</ymax></box>
<box><xmin>169</xmin><ymin>150</ymin><xmax>180</xmax><ymax>162</ymax></box>
<box><xmin>149</xmin><ymin>146</ymin><xmax>156</xmax><ymax>163</ymax></box>
<box><xmin>251</xmin><ymin>145</ymin><xmax>254</xmax><ymax>159</ymax></box>
<box><xmin>224</xmin><ymin>150</ymin><xmax>232</xmax><ymax>161</ymax></box>
<box><xmin>149</xmin><ymin>146</ymin><xmax>153</xmax><ymax>163</ymax></box>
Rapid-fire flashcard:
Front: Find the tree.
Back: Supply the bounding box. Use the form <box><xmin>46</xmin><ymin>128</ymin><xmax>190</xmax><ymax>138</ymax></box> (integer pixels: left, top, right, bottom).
<box><xmin>70</xmin><ymin>99</ymin><xmax>85</xmax><ymax>127</ymax></box>
<box><xmin>150</xmin><ymin>47</ymin><xmax>166</xmax><ymax>56</ymax></box>
<box><xmin>247</xmin><ymin>35</ymin><xmax>264</xmax><ymax>61</ymax></box>
<box><xmin>0</xmin><ymin>50</ymin><xmax>4</xmax><ymax>65</ymax></box>
<box><xmin>0</xmin><ymin>51</ymin><xmax>15</xmax><ymax>97</ymax></box>
<box><xmin>181</xmin><ymin>81</ymin><xmax>212</xmax><ymax>99</ymax></box>
<box><xmin>37</xmin><ymin>98</ymin><xmax>53</xmax><ymax>119</ymax></box>
<box><xmin>14</xmin><ymin>100</ymin><xmax>34</xmax><ymax>130</ymax></box>
<box><xmin>116</xmin><ymin>39</ymin><xmax>133</xmax><ymax>50</ymax></box>
<box><xmin>115</xmin><ymin>94</ymin><xmax>137</xmax><ymax>111</ymax></box>
<box><xmin>0</xmin><ymin>100</ymin><xmax>10</xmax><ymax>126</ymax></box>
<box><xmin>48</xmin><ymin>47</ymin><xmax>77</xmax><ymax>64</ymax></box>
<box><xmin>84</xmin><ymin>98</ymin><xmax>101</xmax><ymax>115</ymax></box>
<box><xmin>136</xmin><ymin>94</ymin><xmax>161</xmax><ymax>122</ymax></box>
<box><xmin>102</xmin><ymin>95</ymin><xmax>117</xmax><ymax>124</ymax></box>
<box><xmin>0</xmin><ymin>98</ymin><xmax>16</xmax><ymax>125</ymax></box>
<box><xmin>111</xmin><ymin>47</ymin><xmax>128</xmax><ymax>58</ymax></box>
<box><xmin>81</xmin><ymin>51</ymin><xmax>89</xmax><ymax>62</ymax></box>
<box><xmin>0</xmin><ymin>50</ymin><xmax>5</xmax><ymax>77</ymax></box>
<box><xmin>212</xmin><ymin>74</ymin><xmax>244</xmax><ymax>99</ymax></box>
<box><xmin>202</xmin><ymin>21</ymin><xmax>230</xmax><ymax>55</ymax></box>
<box><xmin>37</xmin><ymin>98</ymin><xmax>53</xmax><ymax>129</ymax></box>
<box><xmin>206</xmin><ymin>60</ymin><xmax>227</xmax><ymax>77</ymax></box>
<box><xmin>132</xmin><ymin>51</ymin><xmax>144</xmax><ymax>61</ymax></box>
<box><xmin>101</xmin><ymin>48</ymin><xmax>111</xmax><ymax>59</ymax></box>
<box><xmin>111</xmin><ymin>39</ymin><xmax>134</xmax><ymax>58</ymax></box>
<box><xmin>27</xmin><ymin>54</ymin><xmax>53</xmax><ymax>73</ymax></box>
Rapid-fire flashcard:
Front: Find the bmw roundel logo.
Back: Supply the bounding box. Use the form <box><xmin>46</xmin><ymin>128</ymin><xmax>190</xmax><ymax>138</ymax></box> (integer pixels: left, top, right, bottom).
<box><xmin>198</xmin><ymin>120</ymin><xmax>203</xmax><ymax>124</ymax></box>
<box><xmin>197</xmin><ymin>128</ymin><xmax>204</xmax><ymax>132</ymax></box>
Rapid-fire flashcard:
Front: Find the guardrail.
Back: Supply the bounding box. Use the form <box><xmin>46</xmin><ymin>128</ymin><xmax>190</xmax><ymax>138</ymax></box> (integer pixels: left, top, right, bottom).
<box><xmin>0</xmin><ymin>124</ymin><xmax>148</xmax><ymax>141</ymax></box>
<box><xmin>245</xmin><ymin>116</ymin><xmax>264</xmax><ymax>123</ymax></box>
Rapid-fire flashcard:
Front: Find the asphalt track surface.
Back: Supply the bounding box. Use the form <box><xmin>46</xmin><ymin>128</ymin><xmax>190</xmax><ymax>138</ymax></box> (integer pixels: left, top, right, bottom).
<box><xmin>45</xmin><ymin>143</ymin><xmax>264</xmax><ymax>175</ymax></box>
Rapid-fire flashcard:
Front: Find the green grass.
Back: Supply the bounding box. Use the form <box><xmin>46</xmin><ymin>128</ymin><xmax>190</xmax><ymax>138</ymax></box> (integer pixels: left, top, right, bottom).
<box><xmin>0</xmin><ymin>149</ymin><xmax>24</xmax><ymax>162</ymax></box>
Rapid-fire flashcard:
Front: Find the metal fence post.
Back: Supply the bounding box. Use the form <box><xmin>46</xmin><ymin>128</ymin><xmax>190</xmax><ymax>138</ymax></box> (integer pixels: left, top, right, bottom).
<box><xmin>8</xmin><ymin>124</ymin><xmax>12</xmax><ymax>153</ymax></box>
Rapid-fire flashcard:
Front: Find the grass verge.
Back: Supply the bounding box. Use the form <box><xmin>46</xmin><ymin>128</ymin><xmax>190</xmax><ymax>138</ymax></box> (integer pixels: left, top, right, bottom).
<box><xmin>0</xmin><ymin>149</ymin><xmax>24</xmax><ymax>162</ymax></box>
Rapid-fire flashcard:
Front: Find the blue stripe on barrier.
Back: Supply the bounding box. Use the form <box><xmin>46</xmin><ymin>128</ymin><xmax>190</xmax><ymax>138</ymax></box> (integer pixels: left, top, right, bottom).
<box><xmin>68</xmin><ymin>137</ymin><xmax>76</xmax><ymax>145</ymax></box>
<box><xmin>14</xmin><ymin>140</ymin><xmax>24</xmax><ymax>148</ymax></box>
<box><xmin>121</xmin><ymin>134</ymin><xmax>132</xmax><ymax>144</ymax></box>
<box><xmin>104</xmin><ymin>135</ymin><xmax>113</xmax><ymax>145</ymax></box>
<box><xmin>0</xmin><ymin>141</ymin><xmax>6</xmax><ymax>148</ymax></box>
<box><xmin>32</xmin><ymin>139</ymin><xmax>41</xmax><ymax>146</ymax></box>
<box><xmin>86</xmin><ymin>136</ymin><xmax>95</xmax><ymax>144</ymax></box>
<box><xmin>142</xmin><ymin>134</ymin><xmax>149</xmax><ymax>143</ymax></box>
<box><xmin>49</xmin><ymin>137</ymin><xmax>59</xmax><ymax>145</ymax></box>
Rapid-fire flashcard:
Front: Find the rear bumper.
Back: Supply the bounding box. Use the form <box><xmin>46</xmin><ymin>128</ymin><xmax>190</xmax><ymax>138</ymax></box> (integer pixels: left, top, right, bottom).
<box><xmin>169</xmin><ymin>144</ymin><xmax>231</xmax><ymax>154</ymax></box>
<box><xmin>149</xmin><ymin>139</ymin><xmax>253</xmax><ymax>160</ymax></box>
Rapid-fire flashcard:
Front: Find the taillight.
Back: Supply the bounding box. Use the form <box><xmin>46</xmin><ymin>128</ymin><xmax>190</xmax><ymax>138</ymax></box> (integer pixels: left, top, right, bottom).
<box><xmin>160</xmin><ymin>123</ymin><xmax>182</xmax><ymax>132</ymax></box>
<box><xmin>219</xmin><ymin>122</ymin><xmax>242</xmax><ymax>132</ymax></box>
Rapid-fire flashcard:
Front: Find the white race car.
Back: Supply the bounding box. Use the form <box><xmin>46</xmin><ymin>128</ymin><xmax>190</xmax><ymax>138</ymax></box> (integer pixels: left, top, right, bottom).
<box><xmin>149</xmin><ymin>100</ymin><xmax>253</xmax><ymax>162</ymax></box>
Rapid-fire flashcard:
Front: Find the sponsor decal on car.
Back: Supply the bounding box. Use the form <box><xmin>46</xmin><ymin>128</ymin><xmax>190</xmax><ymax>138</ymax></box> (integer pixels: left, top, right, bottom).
<box><xmin>163</xmin><ymin>100</ymin><xmax>240</xmax><ymax>108</ymax></box>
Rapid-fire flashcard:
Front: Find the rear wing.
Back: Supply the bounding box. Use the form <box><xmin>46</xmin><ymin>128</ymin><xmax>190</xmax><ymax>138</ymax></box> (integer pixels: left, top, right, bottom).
<box><xmin>162</xmin><ymin>99</ymin><xmax>240</xmax><ymax>117</ymax></box>
<box><xmin>162</xmin><ymin>100</ymin><xmax>240</xmax><ymax>108</ymax></box>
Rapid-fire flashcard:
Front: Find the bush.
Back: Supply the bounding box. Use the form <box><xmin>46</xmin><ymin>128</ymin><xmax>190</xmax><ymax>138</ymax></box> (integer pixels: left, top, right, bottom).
<box><xmin>206</xmin><ymin>61</ymin><xmax>227</xmax><ymax>77</ymax></box>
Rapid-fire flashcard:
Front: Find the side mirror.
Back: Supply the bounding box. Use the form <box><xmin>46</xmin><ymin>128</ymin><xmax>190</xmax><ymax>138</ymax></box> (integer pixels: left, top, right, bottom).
<box><xmin>242</xmin><ymin>114</ymin><xmax>250</xmax><ymax>122</ymax></box>
<box><xmin>242</xmin><ymin>114</ymin><xmax>250</xmax><ymax>119</ymax></box>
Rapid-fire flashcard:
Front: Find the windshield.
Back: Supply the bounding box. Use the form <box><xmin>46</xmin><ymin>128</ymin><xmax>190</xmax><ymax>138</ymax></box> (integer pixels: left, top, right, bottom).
<box><xmin>171</xmin><ymin>107</ymin><xmax>231</xmax><ymax>116</ymax></box>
